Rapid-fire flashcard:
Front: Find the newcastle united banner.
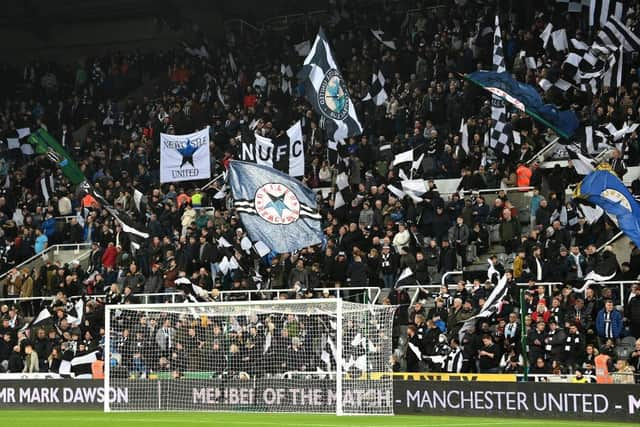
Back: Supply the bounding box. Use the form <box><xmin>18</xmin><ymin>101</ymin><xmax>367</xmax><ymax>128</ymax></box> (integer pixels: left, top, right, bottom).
<box><xmin>160</xmin><ymin>127</ymin><xmax>211</xmax><ymax>183</ymax></box>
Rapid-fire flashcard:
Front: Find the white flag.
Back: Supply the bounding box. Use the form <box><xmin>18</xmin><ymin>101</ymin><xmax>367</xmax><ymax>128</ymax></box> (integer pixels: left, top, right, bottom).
<box><xmin>160</xmin><ymin>127</ymin><xmax>211</xmax><ymax>183</ymax></box>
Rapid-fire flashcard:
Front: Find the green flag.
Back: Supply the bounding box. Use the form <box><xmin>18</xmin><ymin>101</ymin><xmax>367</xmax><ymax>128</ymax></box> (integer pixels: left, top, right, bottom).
<box><xmin>28</xmin><ymin>129</ymin><xmax>86</xmax><ymax>185</ymax></box>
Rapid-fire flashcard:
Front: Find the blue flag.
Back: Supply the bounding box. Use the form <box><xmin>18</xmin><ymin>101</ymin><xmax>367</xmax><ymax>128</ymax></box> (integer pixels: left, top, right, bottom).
<box><xmin>466</xmin><ymin>71</ymin><xmax>579</xmax><ymax>139</ymax></box>
<box><xmin>576</xmin><ymin>168</ymin><xmax>640</xmax><ymax>247</ymax></box>
<box><xmin>227</xmin><ymin>161</ymin><xmax>323</xmax><ymax>253</ymax></box>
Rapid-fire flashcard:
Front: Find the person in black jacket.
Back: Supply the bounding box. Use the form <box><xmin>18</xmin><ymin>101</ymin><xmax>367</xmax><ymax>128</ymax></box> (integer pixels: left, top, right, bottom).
<box><xmin>405</xmin><ymin>325</ymin><xmax>422</xmax><ymax>372</ymax></box>
<box><xmin>438</xmin><ymin>239</ymin><xmax>457</xmax><ymax>274</ymax></box>
<box><xmin>625</xmin><ymin>286</ymin><xmax>640</xmax><ymax>338</ymax></box>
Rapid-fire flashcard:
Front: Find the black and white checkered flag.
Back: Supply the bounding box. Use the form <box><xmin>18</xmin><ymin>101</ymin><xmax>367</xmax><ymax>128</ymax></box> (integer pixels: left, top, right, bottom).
<box><xmin>362</xmin><ymin>70</ymin><xmax>388</xmax><ymax>106</ymax></box>
<box><xmin>490</xmin><ymin>15</ymin><xmax>511</xmax><ymax>158</ymax></box>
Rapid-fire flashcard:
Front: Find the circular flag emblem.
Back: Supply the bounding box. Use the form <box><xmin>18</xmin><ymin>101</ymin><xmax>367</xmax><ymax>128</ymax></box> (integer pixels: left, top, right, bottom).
<box><xmin>254</xmin><ymin>183</ymin><xmax>301</xmax><ymax>225</ymax></box>
<box><xmin>318</xmin><ymin>69</ymin><xmax>350</xmax><ymax>120</ymax></box>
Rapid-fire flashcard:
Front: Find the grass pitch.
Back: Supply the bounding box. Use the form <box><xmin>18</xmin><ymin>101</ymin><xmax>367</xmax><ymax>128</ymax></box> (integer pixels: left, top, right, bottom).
<box><xmin>0</xmin><ymin>411</ymin><xmax>631</xmax><ymax>427</ymax></box>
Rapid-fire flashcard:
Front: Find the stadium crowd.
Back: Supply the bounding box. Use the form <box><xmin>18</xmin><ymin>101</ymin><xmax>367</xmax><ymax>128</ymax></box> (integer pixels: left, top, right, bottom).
<box><xmin>0</xmin><ymin>0</ymin><xmax>640</xmax><ymax>382</ymax></box>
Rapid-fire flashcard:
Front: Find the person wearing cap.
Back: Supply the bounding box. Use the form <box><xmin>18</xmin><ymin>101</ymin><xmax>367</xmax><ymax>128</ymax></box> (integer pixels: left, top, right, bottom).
<box><xmin>379</xmin><ymin>244</ymin><xmax>398</xmax><ymax>288</ymax></box>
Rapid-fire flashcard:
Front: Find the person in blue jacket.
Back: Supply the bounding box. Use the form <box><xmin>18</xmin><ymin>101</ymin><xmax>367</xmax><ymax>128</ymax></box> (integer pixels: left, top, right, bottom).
<box><xmin>596</xmin><ymin>299</ymin><xmax>623</xmax><ymax>344</ymax></box>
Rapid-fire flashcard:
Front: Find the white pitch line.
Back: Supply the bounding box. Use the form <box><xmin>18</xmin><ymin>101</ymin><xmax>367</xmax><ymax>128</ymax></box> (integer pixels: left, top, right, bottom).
<box><xmin>38</xmin><ymin>418</ymin><xmax>574</xmax><ymax>427</ymax></box>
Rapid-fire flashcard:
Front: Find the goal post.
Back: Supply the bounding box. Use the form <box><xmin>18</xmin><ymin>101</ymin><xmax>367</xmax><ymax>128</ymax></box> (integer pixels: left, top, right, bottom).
<box><xmin>104</xmin><ymin>299</ymin><xmax>396</xmax><ymax>415</ymax></box>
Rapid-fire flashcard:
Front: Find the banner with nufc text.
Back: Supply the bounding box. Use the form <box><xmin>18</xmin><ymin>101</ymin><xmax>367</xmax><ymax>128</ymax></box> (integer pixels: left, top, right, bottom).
<box><xmin>160</xmin><ymin>127</ymin><xmax>211</xmax><ymax>183</ymax></box>
<box><xmin>239</xmin><ymin>121</ymin><xmax>304</xmax><ymax>177</ymax></box>
<box><xmin>394</xmin><ymin>380</ymin><xmax>640</xmax><ymax>422</ymax></box>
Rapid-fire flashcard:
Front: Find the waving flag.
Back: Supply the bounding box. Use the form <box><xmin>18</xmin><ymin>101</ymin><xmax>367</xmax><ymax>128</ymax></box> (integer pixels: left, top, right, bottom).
<box><xmin>239</xmin><ymin>121</ymin><xmax>304</xmax><ymax>177</ymax></box>
<box><xmin>298</xmin><ymin>28</ymin><xmax>363</xmax><ymax>141</ymax></box>
<box><xmin>29</xmin><ymin>129</ymin><xmax>86</xmax><ymax>185</ymax></box>
<box><xmin>227</xmin><ymin>161</ymin><xmax>323</xmax><ymax>253</ymax></box>
<box><xmin>490</xmin><ymin>15</ymin><xmax>512</xmax><ymax>158</ymax></box>
<box><xmin>466</xmin><ymin>71</ymin><xmax>580</xmax><ymax>139</ymax></box>
<box><xmin>575</xmin><ymin>166</ymin><xmax>640</xmax><ymax>247</ymax></box>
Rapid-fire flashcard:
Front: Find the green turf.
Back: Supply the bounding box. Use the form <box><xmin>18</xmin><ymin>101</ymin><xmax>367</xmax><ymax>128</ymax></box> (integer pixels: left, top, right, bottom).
<box><xmin>0</xmin><ymin>411</ymin><xmax>632</xmax><ymax>427</ymax></box>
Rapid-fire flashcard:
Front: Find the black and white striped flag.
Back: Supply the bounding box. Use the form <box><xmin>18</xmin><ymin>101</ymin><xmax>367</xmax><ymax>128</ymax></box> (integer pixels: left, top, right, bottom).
<box><xmin>392</xmin><ymin>145</ymin><xmax>426</xmax><ymax>173</ymax></box>
<box><xmin>567</xmin><ymin>146</ymin><xmax>597</xmax><ymax>175</ymax></box>
<box><xmin>541</xmin><ymin>24</ymin><xmax>569</xmax><ymax>52</ymax></box>
<box><xmin>539</xmin><ymin>77</ymin><xmax>573</xmax><ymax>93</ymax></box>
<box><xmin>19</xmin><ymin>307</ymin><xmax>53</xmax><ymax>332</ymax></box>
<box><xmin>90</xmin><ymin>188</ymin><xmax>149</xmax><ymax>251</ymax></box>
<box><xmin>133</xmin><ymin>188</ymin><xmax>148</xmax><ymax>215</ymax></box>
<box><xmin>578</xmin><ymin>125</ymin><xmax>607</xmax><ymax>154</ymax></box>
<box><xmin>595</xmin><ymin>15</ymin><xmax>640</xmax><ymax>52</ymax></box>
<box><xmin>280</xmin><ymin>64</ymin><xmax>293</xmax><ymax>94</ymax></box>
<box><xmin>362</xmin><ymin>70</ymin><xmax>388</xmax><ymax>106</ymax></box>
<box><xmin>333</xmin><ymin>171</ymin><xmax>352</xmax><ymax>209</ymax></box>
<box><xmin>370</xmin><ymin>29</ymin><xmax>396</xmax><ymax>50</ymax></box>
<box><xmin>327</xmin><ymin>139</ymin><xmax>349</xmax><ymax>167</ymax></box>
<box><xmin>490</xmin><ymin>16</ymin><xmax>511</xmax><ymax>158</ymax></box>
<box><xmin>590</xmin><ymin>0</ymin><xmax>623</xmax><ymax>27</ymax></box>
<box><xmin>40</xmin><ymin>175</ymin><xmax>55</xmax><ymax>204</ymax></box>
<box><xmin>600</xmin><ymin>121</ymin><xmax>640</xmax><ymax>142</ymax></box>
<box><xmin>602</xmin><ymin>44</ymin><xmax>624</xmax><ymax>88</ymax></box>
<box><xmin>298</xmin><ymin>28</ymin><xmax>363</xmax><ymax>141</ymax></box>
<box><xmin>61</xmin><ymin>350</ymin><xmax>99</xmax><ymax>379</ymax></box>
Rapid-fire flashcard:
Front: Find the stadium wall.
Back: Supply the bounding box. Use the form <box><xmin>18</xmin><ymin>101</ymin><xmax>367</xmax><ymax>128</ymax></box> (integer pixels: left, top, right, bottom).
<box><xmin>0</xmin><ymin>379</ymin><xmax>638</xmax><ymax>421</ymax></box>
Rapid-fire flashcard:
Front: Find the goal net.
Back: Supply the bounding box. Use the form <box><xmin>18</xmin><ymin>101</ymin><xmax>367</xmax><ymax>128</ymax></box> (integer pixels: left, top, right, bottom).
<box><xmin>104</xmin><ymin>299</ymin><xmax>396</xmax><ymax>415</ymax></box>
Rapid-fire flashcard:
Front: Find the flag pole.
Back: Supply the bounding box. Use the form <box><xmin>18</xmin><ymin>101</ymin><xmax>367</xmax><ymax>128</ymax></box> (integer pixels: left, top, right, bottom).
<box><xmin>519</xmin><ymin>287</ymin><xmax>529</xmax><ymax>381</ymax></box>
<box><xmin>462</xmin><ymin>74</ymin><xmax>571</xmax><ymax>140</ymax></box>
<box><xmin>199</xmin><ymin>172</ymin><xmax>226</xmax><ymax>191</ymax></box>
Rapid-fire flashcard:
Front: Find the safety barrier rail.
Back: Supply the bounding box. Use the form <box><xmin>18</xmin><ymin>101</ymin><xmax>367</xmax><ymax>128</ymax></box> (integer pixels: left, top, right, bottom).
<box><xmin>0</xmin><ymin>243</ymin><xmax>92</xmax><ymax>281</ymax></box>
<box><xmin>0</xmin><ymin>286</ymin><xmax>382</xmax><ymax>307</ymax></box>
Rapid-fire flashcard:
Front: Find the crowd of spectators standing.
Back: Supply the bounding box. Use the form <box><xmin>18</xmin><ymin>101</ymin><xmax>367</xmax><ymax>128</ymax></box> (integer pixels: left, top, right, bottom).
<box><xmin>0</xmin><ymin>0</ymin><xmax>639</xmax><ymax>381</ymax></box>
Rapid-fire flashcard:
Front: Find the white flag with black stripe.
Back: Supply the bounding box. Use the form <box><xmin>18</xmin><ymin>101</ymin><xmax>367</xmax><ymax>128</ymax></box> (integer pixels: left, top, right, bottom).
<box><xmin>595</xmin><ymin>15</ymin><xmax>640</xmax><ymax>52</ymax></box>
<box><xmin>239</xmin><ymin>121</ymin><xmax>304</xmax><ymax>177</ymax></box>
<box><xmin>40</xmin><ymin>175</ymin><xmax>55</xmax><ymax>204</ymax></box>
<box><xmin>91</xmin><ymin>189</ymin><xmax>149</xmax><ymax>250</ymax></box>
<box><xmin>370</xmin><ymin>29</ymin><xmax>396</xmax><ymax>50</ymax></box>
<box><xmin>298</xmin><ymin>28</ymin><xmax>363</xmax><ymax>141</ymax></box>
<box><xmin>458</xmin><ymin>274</ymin><xmax>509</xmax><ymax>340</ymax></box>
<box><xmin>362</xmin><ymin>70</ymin><xmax>388</xmax><ymax>106</ymax></box>
<box><xmin>590</xmin><ymin>0</ymin><xmax>623</xmax><ymax>27</ymax></box>
<box><xmin>567</xmin><ymin>146</ymin><xmax>597</xmax><ymax>175</ymax></box>
<box><xmin>603</xmin><ymin>44</ymin><xmax>623</xmax><ymax>88</ymax></box>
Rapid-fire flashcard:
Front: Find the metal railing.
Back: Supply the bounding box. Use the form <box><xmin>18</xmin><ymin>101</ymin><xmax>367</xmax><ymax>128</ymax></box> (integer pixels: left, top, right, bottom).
<box><xmin>441</xmin><ymin>271</ymin><xmax>463</xmax><ymax>285</ymax></box>
<box><xmin>223</xmin><ymin>19</ymin><xmax>262</xmax><ymax>36</ymax></box>
<box><xmin>0</xmin><ymin>243</ymin><xmax>92</xmax><ymax>281</ymax></box>
<box><xmin>398</xmin><ymin>280</ymin><xmax>639</xmax><ymax>308</ymax></box>
<box><xmin>517</xmin><ymin>374</ymin><xmax>598</xmax><ymax>383</ymax></box>
<box><xmin>0</xmin><ymin>286</ymin><xmax>382</xmax><ymax>307</ymax></box>
<box><xmin>458</xmin><ymin>186</ymin><xmax>534</xmax><ymax>196</ymax></box>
